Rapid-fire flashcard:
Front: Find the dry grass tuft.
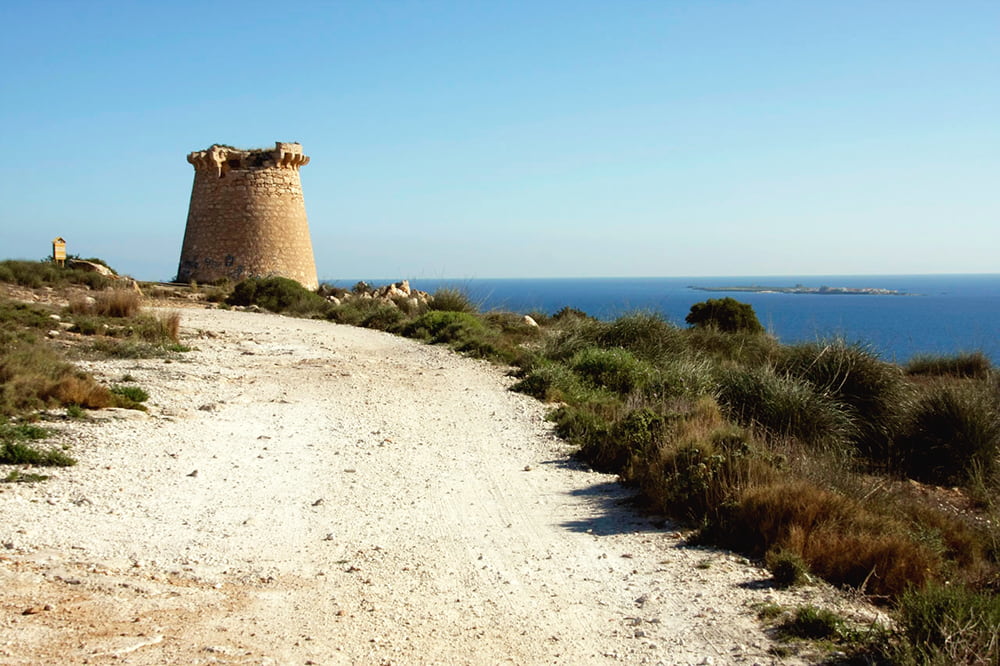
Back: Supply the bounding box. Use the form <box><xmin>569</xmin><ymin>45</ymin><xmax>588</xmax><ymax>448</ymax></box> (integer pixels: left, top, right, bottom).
<box><xmin>49</xmin><ymin>375</ymin><xmax>112</xmax><ymax>409</ymax></box>
<box><xmin>93</xmin><ymin>288</ymin><xmax>141</xmax><ymax>318</ymax></box>
<box><xmin>725</xmin><ymin>481</ymin><xmax>937</xmax><ymax>598</ymax></box>
<box><xmin>159</xmin><ymin>311</ymin><xmax>181</xmax><ymax>342</ymax></box>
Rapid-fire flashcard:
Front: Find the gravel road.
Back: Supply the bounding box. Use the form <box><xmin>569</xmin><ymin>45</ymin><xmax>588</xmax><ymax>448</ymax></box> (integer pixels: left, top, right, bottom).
<box><xmin>0</xmin><ymin>307</ymin><xmax>872</xmax><ymax>664</ymax></box>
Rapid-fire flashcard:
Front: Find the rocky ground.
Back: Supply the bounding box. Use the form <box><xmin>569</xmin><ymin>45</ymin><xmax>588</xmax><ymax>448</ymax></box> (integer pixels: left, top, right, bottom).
<box><xmin>0</xmin><ymin>306</ymin><xmax>883</xmax><ymax>664</ymax></box>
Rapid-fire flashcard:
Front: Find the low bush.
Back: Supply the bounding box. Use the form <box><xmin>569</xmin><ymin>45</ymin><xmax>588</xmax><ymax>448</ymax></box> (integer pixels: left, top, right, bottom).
<box><xmin>906</xmin><ymin>351</ymin><xmax>992</xmax><ymax>380</ymax></box>
<box><xmin>595</xmin><ymin>312</ymin><xmax>686</xmax><ymax>364</ymax></box>
<box><xmin>685</xmin><ymin>297</ymin><xmax>764</xmax><ymax>333</ymax></box>
<box><xmin>110</xmin><ymin>385</ymin><xmax>149</xmax><ymax>410</ymax></box>
<box><xmin>766</xmin><ymin>547</ymin><xmax>809</xmax><ymax>588</ymax></box>
<box><xmin>569</xmin><ymin>346</ymin><xmax>657</xmax><ymax>395</ymax></box>
<box><xmin>896</xmin><ymin>381</ymin><xmax>1000</xmax><ymax>485</ymax></box>
<box><xmin>402</xmin><ymin>311</ymin><xmax>485</xmax><ymax>344</ymax></box>
<box><xmin>0</xmin><ymin>334</ymin><xmax>111</xmax><ymax>415</ymax></box>
<box><xmin>776</xmin><ymin>341</ymin><xmax>912</xmax><ymax>464</ymax></box>
<box><xmin>428</xmin><ymin>287</ymin><xmax>477</xmax><ymax>313</ymax></box>
<box><xmin>716</xmin><ymin>481</ymin><xmax>936</xmax><ymax>597</ymax></box>
<box><xmin>648</xmin><ymin>420</ymin><xmax>776</xmax><ymax>524</ymax></box>
<box><xmin>0</xmin><ymin>423</ymin><xmax>75</xmax><ymax>467</ymax></box>
<box><xmin>0</xmin><ymin>259</ymin><xmax>112</xmax><ymax>290</ymax></box>
<box><xmin>360</xmin><ymin>303</ymin><xmax>406</xmax><ymax>331</ymax></box>
<box><xmin>540</xmin><ymin>316</ymin><xmax>607</xmax><ymax>362</ymax></box>
<box><xmin>895</xmin><ymin>584</ymin><xmax>1000</xmax><ymax>664</ymax></box>
<box><xmin>684</xmin><ymin>326</ymin><xmax>780</xmax><ymax>366</ymax></box>
<box><xmin>715</xmin><ymin>365</ymin><xmax>855</xmax><ymax>453</ymax></box>
<box><xmin>226</xmin><ymin>277</ymin><xmax>331</xmax><ymax>315</ymax></box>
<box><xmin>777</xmin><ymin>605</ymin><xmax>852</xmax><ymax>641</ymax></box>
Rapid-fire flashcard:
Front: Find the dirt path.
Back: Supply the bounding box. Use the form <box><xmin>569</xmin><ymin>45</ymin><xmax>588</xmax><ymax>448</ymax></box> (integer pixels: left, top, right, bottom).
<box><xmin>0</xmin><ymin>308</ymin><xmax>866</xmax><ymax>664</ymax></box>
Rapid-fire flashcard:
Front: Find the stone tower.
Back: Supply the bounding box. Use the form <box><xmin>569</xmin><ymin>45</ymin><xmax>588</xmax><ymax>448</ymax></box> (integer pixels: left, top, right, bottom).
<box><xmin>177</xmin><ymin>142</ymin><xmax>319</xmax><ymax>289</ymax></box>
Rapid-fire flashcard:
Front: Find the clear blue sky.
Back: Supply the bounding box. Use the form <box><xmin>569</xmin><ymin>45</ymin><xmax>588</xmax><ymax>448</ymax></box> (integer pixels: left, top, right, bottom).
<box><xmin>1</xmin><ymin>1</ymin><xmax>997</xmax><ymax>281</ymax></box>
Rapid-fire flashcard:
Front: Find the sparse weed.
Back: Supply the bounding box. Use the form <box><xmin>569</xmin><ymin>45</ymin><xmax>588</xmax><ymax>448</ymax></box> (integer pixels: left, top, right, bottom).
<box><xmin>0</xmin><ymin>423</ymin><xmax>75</xmax><ymax>467</ymax></box>
<box><xmin>3</xmin><ymin>470</ymin><xmax>50</xmax><ymax>483</ymax></box>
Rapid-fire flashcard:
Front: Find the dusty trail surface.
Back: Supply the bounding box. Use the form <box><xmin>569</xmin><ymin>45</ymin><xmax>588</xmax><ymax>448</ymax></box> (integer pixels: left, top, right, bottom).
<box><xmin>1</xmin><ymin>308</ymin><xmax>859</xmax><ymax>664</ymax></box>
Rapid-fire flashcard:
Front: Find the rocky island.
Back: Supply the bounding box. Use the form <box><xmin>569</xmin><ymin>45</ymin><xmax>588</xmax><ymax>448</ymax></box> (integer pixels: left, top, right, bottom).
<box><xmin>689</xmin><ymin>284</ymin><xmax>911</xmax><ymax>295</ymax></box>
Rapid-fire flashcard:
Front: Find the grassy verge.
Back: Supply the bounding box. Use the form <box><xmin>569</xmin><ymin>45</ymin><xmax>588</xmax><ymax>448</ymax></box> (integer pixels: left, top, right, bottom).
<box><xmin>1</xmin><ymin>260</ymin><xmax>184</xmax><ymax>475</ymax></box>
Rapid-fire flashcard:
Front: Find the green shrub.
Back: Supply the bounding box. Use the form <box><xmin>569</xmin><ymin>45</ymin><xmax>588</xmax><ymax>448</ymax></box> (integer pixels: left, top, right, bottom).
<box><xmin>569</xmin><ymin>347</ymin><xmax>656</xmax><ymax>395</ymax></box>
<box><xmin>0</xmin><ymin>259</ymin><xmax>112</xmax><ymax>290</ymax></box>
<box><xmin>596</xmin><ymin>312</ymin><xmax>686</xmax><ymax>364</ymax></box>
<box><xmin>110</xmin><ymin>385</ymin><xmax>149</xmax><ymax>410</ymax></box>
<box><xmin>0</xmin><ymin>423</ymin><xmax>75</xmax><ymax>467</ymax></box>
<box><xmin>896</xmin><ymin>382</ymin><xmax>1000</xmax><ymax>485</ymax></box>
<box><xmin>777</xmin><ymin>605</ymin><xmax>851</xmax><ymax>641</ymax></box>
<box><xmin>644</xmin><ymin>357</ymin><xmax>716</xmax><ymax>401</ymax></box>
<box><xmin>226</xmin><ymin>277</ymin><xmax>330</xmax><ymax>315</ymax></box>
<box><xmin>551</xmin><ymin>306</ymin><xmax>592</xmax><ymax>321</ymax></box>
<box><xmin>111</xmin><ymin>385</ymin><xmax>148</xmax><ymax>403</ymax></box>
<box><xmin>715</xmin><ymin>365</ymin><xmax>855</xmax><ymax>452</ymax></box>
<box><xmin>655</xmin><ymin>426</ymin><xmax>773</xmax><ymax>523</ymax></box>
<box><xmin>766</xmin><ymin>547</ymin><xmax>809</xmax><ymax>588</ymax></box>
<box><xmin>541</xmin><ymin>317</ymin><xmax>608</xmax><ymax>362</ymax></box>
<box><xmin>360</xmin><ymin>303</ymin><xmax>406</xmax><ymax>331</ymax></box>
<box><xmin>581</xmin><ymin>407</ymin><xmax>669</xmax><ymax>472</ymax></box>
<box><xmin>402</xmin><ymin>311</ymin><xmax>485</xmax><ymax>344</ymax></box>
<box><xmin>896</xmin><ymin>584</ymin><xmax>1000</xmax><ymax>665</ymax></box>
<box><xmin>684</xmin><ymin>326</ymin><xmax>780</xmax><ymax>366</ymax></box>
<box><xmin>428</xmin><ymin>287</ymin><xmax>477</xmax><ymax>313</ymax></box>
<box><xmin>512</xmin><ymin>359</ymin><xmax>596</xmax><ymax>403</ymax></box>
<box><xmin>3</xmin><ymin>470</ymin><xmax>49</xmax><ymax>483</ymax></box>
<box><xmin>0</xmin><ymin>440</ymin><xmax>76</xmax><ymax>466</ymax></box>
<box><xmin>777</xmin><ymin>341</ymin><xmax>911</xmax><ymax>463</ymax></box>
<box><xmin>906</xmin><ymin>352</ymin><xmax>992</xmax><ymax>380</ymax></box>
<box><xmin>685</xmin><ymin>298</ymin><xmax>764</xmax><ymax>333</ymax></box>
<box><xmin>0</xmin><ymin>301</ymin><xmax>57</xmax><ymax>330</ymax></box>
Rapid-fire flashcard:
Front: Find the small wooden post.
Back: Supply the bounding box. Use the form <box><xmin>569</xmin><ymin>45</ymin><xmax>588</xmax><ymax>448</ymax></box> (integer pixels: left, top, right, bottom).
<box><xmin>52</xmin><ymin>237</ymin><xmax>66</xmax><ymax>267</ymax></box>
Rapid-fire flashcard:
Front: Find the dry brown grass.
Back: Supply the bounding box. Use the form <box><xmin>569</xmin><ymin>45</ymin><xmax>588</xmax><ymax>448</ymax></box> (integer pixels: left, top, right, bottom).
<box><xmin>727</xmin><ymin>481</ymin><xmax>938</xmax><ymax>598</ymax></box>
<box><xmin>67</xmin><ymin>294</ymin><xmax>95</xmax><ymax>314</ymax></box>
<box><xmin>159</xmin><ymin>311</ymin><xmax>181</xmax><ymax>343</ymax></box>
<box><xmin>93</xmin><ymin>288</ymin><xmax>141</xmax><ymax>318</ymax></box>
<box><xmin>49</xmin><ymin>375</ymin><xmax>112</xmax><ymax>409</ymax></box>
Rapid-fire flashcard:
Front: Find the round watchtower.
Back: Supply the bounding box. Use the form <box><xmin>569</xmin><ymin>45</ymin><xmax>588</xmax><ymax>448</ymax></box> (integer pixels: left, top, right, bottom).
<box><xmin>177</xmin><ymin>142</ymin><xmax>319</xmax><ymax>289</ymax></box>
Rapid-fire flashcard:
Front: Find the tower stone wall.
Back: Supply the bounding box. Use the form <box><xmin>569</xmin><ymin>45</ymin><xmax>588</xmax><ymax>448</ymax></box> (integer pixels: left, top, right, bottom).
<box><xmin>177</xmin><ymin>142</ymin><xmax>318</xmax><ymax>289</ymax></box>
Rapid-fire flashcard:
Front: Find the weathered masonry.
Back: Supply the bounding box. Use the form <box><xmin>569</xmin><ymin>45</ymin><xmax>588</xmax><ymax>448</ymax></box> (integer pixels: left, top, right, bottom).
<box><xmin>177</xmin><ymin>142</ymin><xmax>319</xmax><ymax>289</ymax></box>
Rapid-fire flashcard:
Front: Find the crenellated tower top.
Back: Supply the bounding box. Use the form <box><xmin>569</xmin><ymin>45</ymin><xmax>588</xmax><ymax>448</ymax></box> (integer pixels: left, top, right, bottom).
<box><xmin>187</xmin><ymin>141</ymin><xmax>310</xmax><ymax>177</ymax></box>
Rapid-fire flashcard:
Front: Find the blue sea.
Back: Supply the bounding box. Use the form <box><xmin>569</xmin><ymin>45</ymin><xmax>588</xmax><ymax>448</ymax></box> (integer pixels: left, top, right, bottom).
<box><xmin>327</xmin><ymin>275</ymin><xmax>1000</xmax><ymax>364</ymax></box>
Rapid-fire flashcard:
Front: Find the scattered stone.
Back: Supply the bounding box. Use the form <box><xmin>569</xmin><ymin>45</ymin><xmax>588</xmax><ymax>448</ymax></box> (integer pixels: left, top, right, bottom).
<box><xmin>523</xmin><ymin>315</ymin><xmax>539</xmax><ymax>327</ymax></box>
<box><xmin>187</xmin><ymin>470</ymin><xmax>199</xmax><ymax>477</ymax></box>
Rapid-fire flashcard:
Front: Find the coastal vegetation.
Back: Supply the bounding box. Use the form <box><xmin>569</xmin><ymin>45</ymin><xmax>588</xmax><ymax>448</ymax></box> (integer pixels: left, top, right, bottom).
<box><xmin>3</xmin><ymin>263</ymin><xmax>999</xmax><ymax>662</ymax></box>
<box><xmin>0</xmin><ymin>260</ymin><xmax>181</xmax><ymax>469</ymax></box>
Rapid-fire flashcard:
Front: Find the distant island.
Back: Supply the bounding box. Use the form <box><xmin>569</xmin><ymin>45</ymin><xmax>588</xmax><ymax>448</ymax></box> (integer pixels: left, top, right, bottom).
<box><xmin>689</xmin><ymin>284</ymin><xmax>912</xmax><ymax>296</ymax></box>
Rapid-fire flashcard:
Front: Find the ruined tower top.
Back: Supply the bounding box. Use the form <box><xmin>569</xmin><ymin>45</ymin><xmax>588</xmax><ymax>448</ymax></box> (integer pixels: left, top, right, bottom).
<box><xmin>187</xmin><ymin>142</ymin><xmax>311</xmax><ymax>177</ymax></box>
<box><xmin>177</xmin><ymin>141</ymin><xmax>319</xmax><ymax>289</ymax></box>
